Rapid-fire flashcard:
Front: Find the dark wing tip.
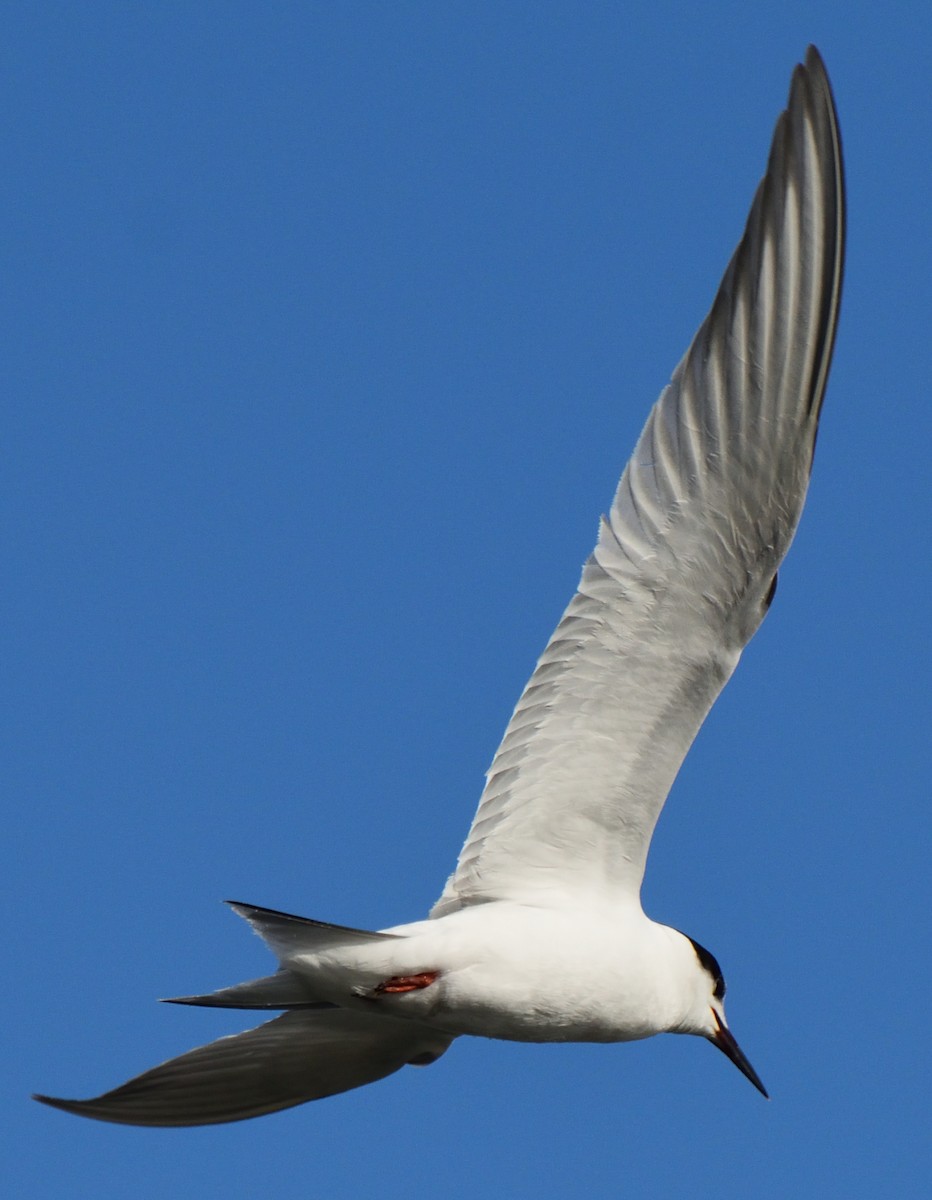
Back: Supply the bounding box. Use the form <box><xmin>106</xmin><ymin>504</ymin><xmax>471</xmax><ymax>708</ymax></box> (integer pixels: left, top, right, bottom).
<box><xmin>805</xmin><ymin>44</ymin><xmax>827</xmax><ymax>74</ymax></box>
<box><xmin>34</xmin><ymin>1091</ymin><xmax>149</xmax><ymax>1126</ymax></box>
<box><xmin>736</xmin><ymin>43</ymin><xmax>845</xmax><ymax>435</ymax></box>
<box><xmin>801</xmin><ymin>45</ymin><xmax>846</xmax><ymax>425</ymax></box>
<box><xmin>33</xmin><ymin>1093</ymin><xmax>96</xmax><ymax>1119</ymax></box>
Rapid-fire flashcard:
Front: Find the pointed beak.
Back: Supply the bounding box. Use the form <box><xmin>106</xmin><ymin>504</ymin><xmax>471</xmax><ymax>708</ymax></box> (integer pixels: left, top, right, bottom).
<box><xmin>708</xmin><ymin>1011</ymin><xmax>769</xmax><ymax>1098</ymax></box>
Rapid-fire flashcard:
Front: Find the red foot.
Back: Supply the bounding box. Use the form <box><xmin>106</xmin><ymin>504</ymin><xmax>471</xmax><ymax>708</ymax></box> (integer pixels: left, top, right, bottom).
<box><xmin>372</xmin><ymin>971</ymin><xmax>439</xmax><ymax>995</ymax></box>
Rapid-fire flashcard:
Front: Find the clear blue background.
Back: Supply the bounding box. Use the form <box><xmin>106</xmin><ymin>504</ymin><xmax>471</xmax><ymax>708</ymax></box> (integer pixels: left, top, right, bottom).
<box><xmin>7</xmin><ymin>4</ymin><xmax>930</xmax><ymax>1197</ymax></box>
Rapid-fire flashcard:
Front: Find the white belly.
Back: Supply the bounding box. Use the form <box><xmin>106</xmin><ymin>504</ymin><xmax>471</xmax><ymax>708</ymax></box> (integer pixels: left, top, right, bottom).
<box><xmin>357</xmin><ymin>902</ymin><xmax>683</xmax><ymax>1044</ymax></box>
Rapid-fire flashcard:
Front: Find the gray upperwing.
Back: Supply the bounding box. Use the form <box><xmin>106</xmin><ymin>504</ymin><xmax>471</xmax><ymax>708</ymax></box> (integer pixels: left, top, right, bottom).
<box><xmin>433</xmin><ymin>46</ymin><xmax>845</xmax><ymax>915</ymax></box>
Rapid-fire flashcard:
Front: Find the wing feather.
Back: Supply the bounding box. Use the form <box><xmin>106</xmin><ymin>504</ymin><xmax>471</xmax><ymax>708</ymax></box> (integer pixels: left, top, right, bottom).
<box><xmin>34</xmin><ymin>1009</ymin><xmax>453</xmax><ymax>1127</ymax></box>
<box><xmin>433</xmin><ymin>47</ymin><xmax>844</xmax><ymax>916</ymax></box>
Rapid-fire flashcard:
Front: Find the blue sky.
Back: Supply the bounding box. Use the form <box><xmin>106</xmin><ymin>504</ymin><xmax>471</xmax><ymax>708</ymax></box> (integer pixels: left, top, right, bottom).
<box><xmin>7</xmin><ymin>3</ymin><xmax>930</xmax><ymax>1197</ymax></box>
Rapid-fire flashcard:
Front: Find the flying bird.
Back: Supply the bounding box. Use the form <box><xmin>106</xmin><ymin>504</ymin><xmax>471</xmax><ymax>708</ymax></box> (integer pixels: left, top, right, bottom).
<box><xmin>35</xmin><ymin>45</ymin><xmax>844</xmax><ymax>1126</ymax></box>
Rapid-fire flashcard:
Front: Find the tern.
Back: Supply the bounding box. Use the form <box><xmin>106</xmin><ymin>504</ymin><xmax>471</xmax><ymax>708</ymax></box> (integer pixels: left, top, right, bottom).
<box><xmin>35</xmin><ymin>46</ymin><xmax>844</xmax><ymax>1126</ymax></box>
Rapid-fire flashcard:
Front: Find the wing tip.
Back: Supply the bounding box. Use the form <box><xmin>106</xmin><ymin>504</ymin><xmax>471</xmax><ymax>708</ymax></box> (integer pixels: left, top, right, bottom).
<box><xmin>33</xmin><ymin>1092</ymin><xmax>94</xmax><ymax>1119</ymax></box>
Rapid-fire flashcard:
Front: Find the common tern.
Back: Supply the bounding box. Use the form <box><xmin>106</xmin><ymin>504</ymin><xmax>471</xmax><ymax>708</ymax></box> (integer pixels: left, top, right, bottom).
<box><xmin>35</xmin><ymin>45</ymin><xmax>844</xmax><ymax>1126</ymax></box>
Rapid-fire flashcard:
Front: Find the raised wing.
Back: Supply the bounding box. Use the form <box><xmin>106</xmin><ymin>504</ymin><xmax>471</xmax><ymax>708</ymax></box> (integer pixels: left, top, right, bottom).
<box><xmin>433</xmin><ymin>47</ymin><xmax>844</xmax><ymax>917</ymax></box>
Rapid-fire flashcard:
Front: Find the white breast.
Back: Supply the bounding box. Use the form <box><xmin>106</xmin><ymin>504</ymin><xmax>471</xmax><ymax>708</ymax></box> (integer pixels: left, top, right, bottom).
<box><xmin>379</xmin><ymin>903</ymin><xmax>694</xmax><ymax>1043</ymax></box>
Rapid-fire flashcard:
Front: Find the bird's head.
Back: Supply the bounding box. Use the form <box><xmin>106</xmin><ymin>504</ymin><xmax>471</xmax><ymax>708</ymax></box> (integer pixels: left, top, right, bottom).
<box><xmin>675</xmin><ymin>933</ymin><xmax>768</xmax><ymax>1098</ymax></box>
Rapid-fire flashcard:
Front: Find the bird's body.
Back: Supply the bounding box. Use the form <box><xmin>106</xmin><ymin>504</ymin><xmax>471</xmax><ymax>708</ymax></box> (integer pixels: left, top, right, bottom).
<box><xmin>269</xmin><ymin>903</ymin><xmax>703</xmax><ymax>1043</ymax></box>
<box><xmin>35</xmin><ymin>45</ymin><xmax>845</xmax><ymax>1127</ymax></box>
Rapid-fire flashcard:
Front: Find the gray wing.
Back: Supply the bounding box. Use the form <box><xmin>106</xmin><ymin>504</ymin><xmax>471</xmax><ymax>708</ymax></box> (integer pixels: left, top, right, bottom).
<box><xmin>433</xmin><ymin>47</ymin><xmax>844</xmax><ymax>916</ymax></box>
<box><xmin>34</xmin><ymin>1008</ymin><xmax>453</xmax><ymax>1126</ymax></box>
